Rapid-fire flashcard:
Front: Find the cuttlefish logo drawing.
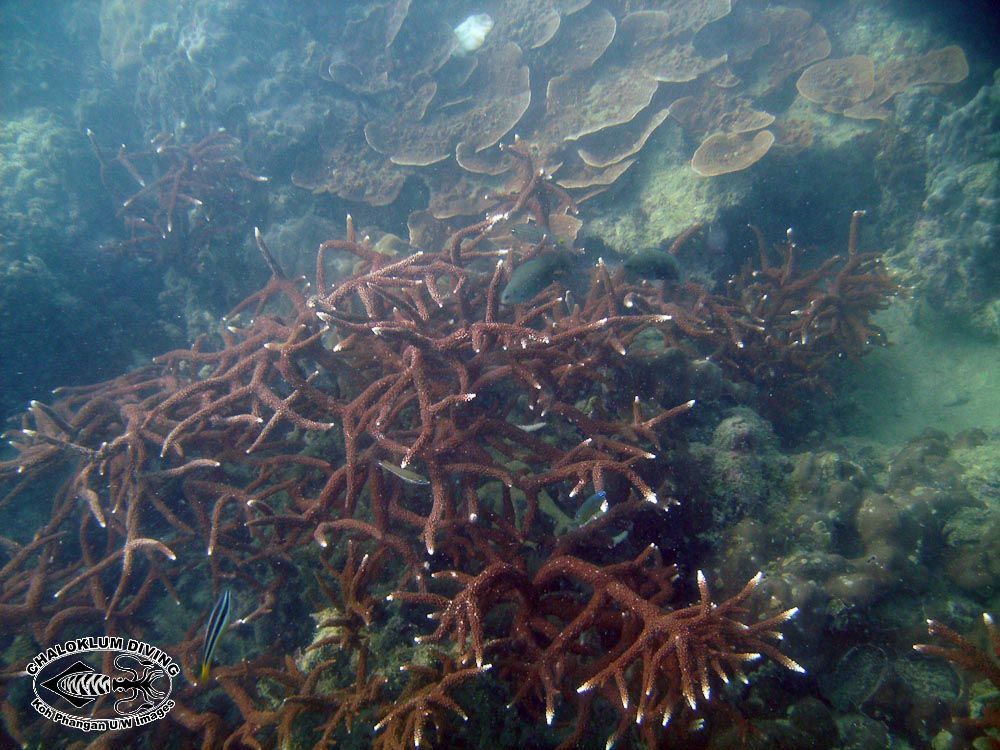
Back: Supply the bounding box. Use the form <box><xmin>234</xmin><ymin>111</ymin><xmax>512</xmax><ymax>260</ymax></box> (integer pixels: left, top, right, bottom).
<box><xmin>27</xmin><ymin>637</ymin><xmax>178</xmax><ymax>732</ymax></box>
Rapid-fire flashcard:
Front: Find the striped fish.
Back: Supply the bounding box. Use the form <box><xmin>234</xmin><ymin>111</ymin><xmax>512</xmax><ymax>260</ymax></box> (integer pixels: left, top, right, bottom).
<box><xmin>378</xmin><ymin>460</ymin><xmax>430</xmax><ymax>485</ymax></box>
<box><xmin>199</xmin><ymin>589</ymin><xmax>231</xmax><ymax>683</ymax></box>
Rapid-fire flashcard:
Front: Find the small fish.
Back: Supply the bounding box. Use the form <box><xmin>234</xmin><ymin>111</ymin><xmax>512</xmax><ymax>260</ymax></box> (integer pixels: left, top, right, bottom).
<box><xmin>371</xmin><ymin>233</ymin><xmax>414</xmax><ymax>257</ymax></box>
<box><xmin>501</xmin><ymin>253</ymin><xmax>571</xmax><ymax>305</ymax></box>
<box><xmin>706</xmin><ymin>222</ymin><xmax>729</xmax><ymax>255</ymax></box>
<box><xmin>573</xmin><ymin>490</ymin><xmax>608</xmax><ymax>525</ymax></box>
<box><xmin>624</xmin><ymin>249</ymin><xmax>681</xmax><ymax>281</ymax></box>
<box><xmin>942</xmin><ymin>393</ymin><xmax>970</xmax><ymax>408</ymax></box>
<box><xmin>514</xmin><ymin>421</ymin><xmax>547</xmax><ymax>433</ymax></box>
<box><xmin>378</xmin><ymin>460</ymin><xmax>430</xmax><ymax>485</ymax></box>
<box><xmin>200</xmin><ymin>589</ymin><xmax>231</xmax><ymax>683</ymax></box>
<box><xmin>510</xmin><ymin>224</ymin><xmax>549</xmax><ymax>244</ymax></box>
<box><xmin>510</xmin><ymin>224</ymin><xmax>567</xmax><ymax>249</ymax></box>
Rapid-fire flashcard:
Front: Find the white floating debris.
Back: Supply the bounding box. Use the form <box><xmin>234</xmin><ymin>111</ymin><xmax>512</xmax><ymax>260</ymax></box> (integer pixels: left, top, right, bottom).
<box><xmin>453</xmin><ymin>14</ymin><xmax>493</xmax><ymax>55</ymax></box>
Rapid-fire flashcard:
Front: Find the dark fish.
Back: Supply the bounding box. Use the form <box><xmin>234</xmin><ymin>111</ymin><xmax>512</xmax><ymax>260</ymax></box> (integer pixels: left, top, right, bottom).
<box><xmin>501</xmin><ymin>253</ymin><xmax>571</xmax><ymax>305</ymax></box>
<box><xmin>624</xmin><ymin>249</ymin><xmax>681</xmax><ymax>281</ymax></box>
<box><xmin>200</xmin><ymin>589</ymin><xmax>231</xmax><ymax>683</ymax></box>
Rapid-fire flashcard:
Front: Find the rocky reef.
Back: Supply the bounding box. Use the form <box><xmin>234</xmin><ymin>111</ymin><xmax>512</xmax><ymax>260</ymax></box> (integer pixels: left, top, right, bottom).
<box><xmin>0</xmin><ymin>0</ymin><xmax>997</xmax><ymax>748</ymax></box>
<box><xmin>887</xmin><ymin>71</ymin><xmax>1000</xmax><ymax>338</ymax></box>
<box><xmin>709</xmin><ymin>427</ymin><xmax>1000</xmax><ymax>748</ymax></box>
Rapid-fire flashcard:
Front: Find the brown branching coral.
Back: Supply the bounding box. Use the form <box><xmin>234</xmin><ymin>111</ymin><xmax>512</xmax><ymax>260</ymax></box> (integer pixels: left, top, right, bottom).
<box><xmin>554</xmin><ymin>563</ymin><xmax>802</xmax><ymax>741</ymax></box>
<box><xmin>915</xmin><ymin>614</ymin><xmax>1000</xmax><ymax>748</ymax></box>
<box><xmin>675</xmin><ymin>210</ymin><xmax>900</xmax><ymax>419</ymax></box>
<box><xmin>391</xmin><ymin>547</ymin><xmax>803</xmax><ymax>750</ymax></box>
<box><xmin>373</xmin><ymin>654</ymin><xmax>490</xmax><ymax>750</ymax></box>
<box><xmin>0</xmin><ymin>143</ymin><xmax>903</xmax><ymax>749</ymax></box>
<box><xmin>88</xmin><ymin>129</ymin><xmax>267</xmax><ymax>265</ymax></box>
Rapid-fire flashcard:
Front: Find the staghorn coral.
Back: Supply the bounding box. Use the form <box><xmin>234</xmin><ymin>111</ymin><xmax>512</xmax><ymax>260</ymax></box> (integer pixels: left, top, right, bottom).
<box><xmin>0</xmin><ymin>146</ymin><xmax>909</xmax><ymax>750</ymax></box>
<box><xmin>395</xmin><ymin>552</ymin><xmax>802</xmax><ymax>750</ymax></box>
<box><xmin>669</xmin><ymin>211</ymin><xmax>901</xmax><ymax>422</ymax></box>
<box><xmin>88</xmin><ymin>128</ymin><xmax>267</xmax><ymax>267</ymax></box>
<box><xmin>4</xmin><ymin>7</ymin><xmax>990</xmax><ymax>750</ymax></box>
<box><xmin>915</xmin><ymin>614</ymin><xmax>1000</xmax><ymax>749</ymax></box>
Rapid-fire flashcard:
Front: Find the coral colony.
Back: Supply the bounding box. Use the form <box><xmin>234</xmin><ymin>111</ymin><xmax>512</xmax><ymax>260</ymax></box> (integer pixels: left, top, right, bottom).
<box><xmin>297</xmin><ymin>2</ymin><xmax>967</xmax><ymax>218</ymax></box>
<box><xmin>0</xmin><ymin>141</ymin><xmax>905</xmax><ymax>749</ymax></box>
<box><xmin>87</xmin><ymin>129</ymin><xmax>267</xmax><ymax>268</ymax></box>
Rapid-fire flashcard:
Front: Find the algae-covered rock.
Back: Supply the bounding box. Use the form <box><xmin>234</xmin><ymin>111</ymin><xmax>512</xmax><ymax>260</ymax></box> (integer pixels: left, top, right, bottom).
<box><xmin>0</xmin><ymin>108</ymin><xmax>90</xmax><ymax>256</ymax></box>
<box><xmin>836</xmin><ymin>713</ymin><xmax>892</xmax><ymax>750</ymax></box>
<box><xmin>942</xmin><ymin>506</ymin><xmax>1000</xmax><ymax>594</ymax></box>
<box><xmin>952</xmin><ymin>438</ymin><xmax>1000</xmax><ymax>506</ymax></box>
<box><xmin>820</xmin><ymin>643</ymin><xmax>889</xmax><ymax>711</ymax></box>
<box><xmin>690</xmin><ymin>408</ymin><xmax>787</xmax><ymax>529</ymax></box>
<box><xmin>98</xmin><ymin>0</ymin><xmax>176</xmax><ymax>73</ymax></box>
<box><xmin>889</xmin><ymin>70</ymin><xmax>1000</xmax><ymax>337</ymax></box>
<box><xmin>584</xmin><ymin>124</ymin><xmax>752</xmax><ymax>252</ymax></box>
